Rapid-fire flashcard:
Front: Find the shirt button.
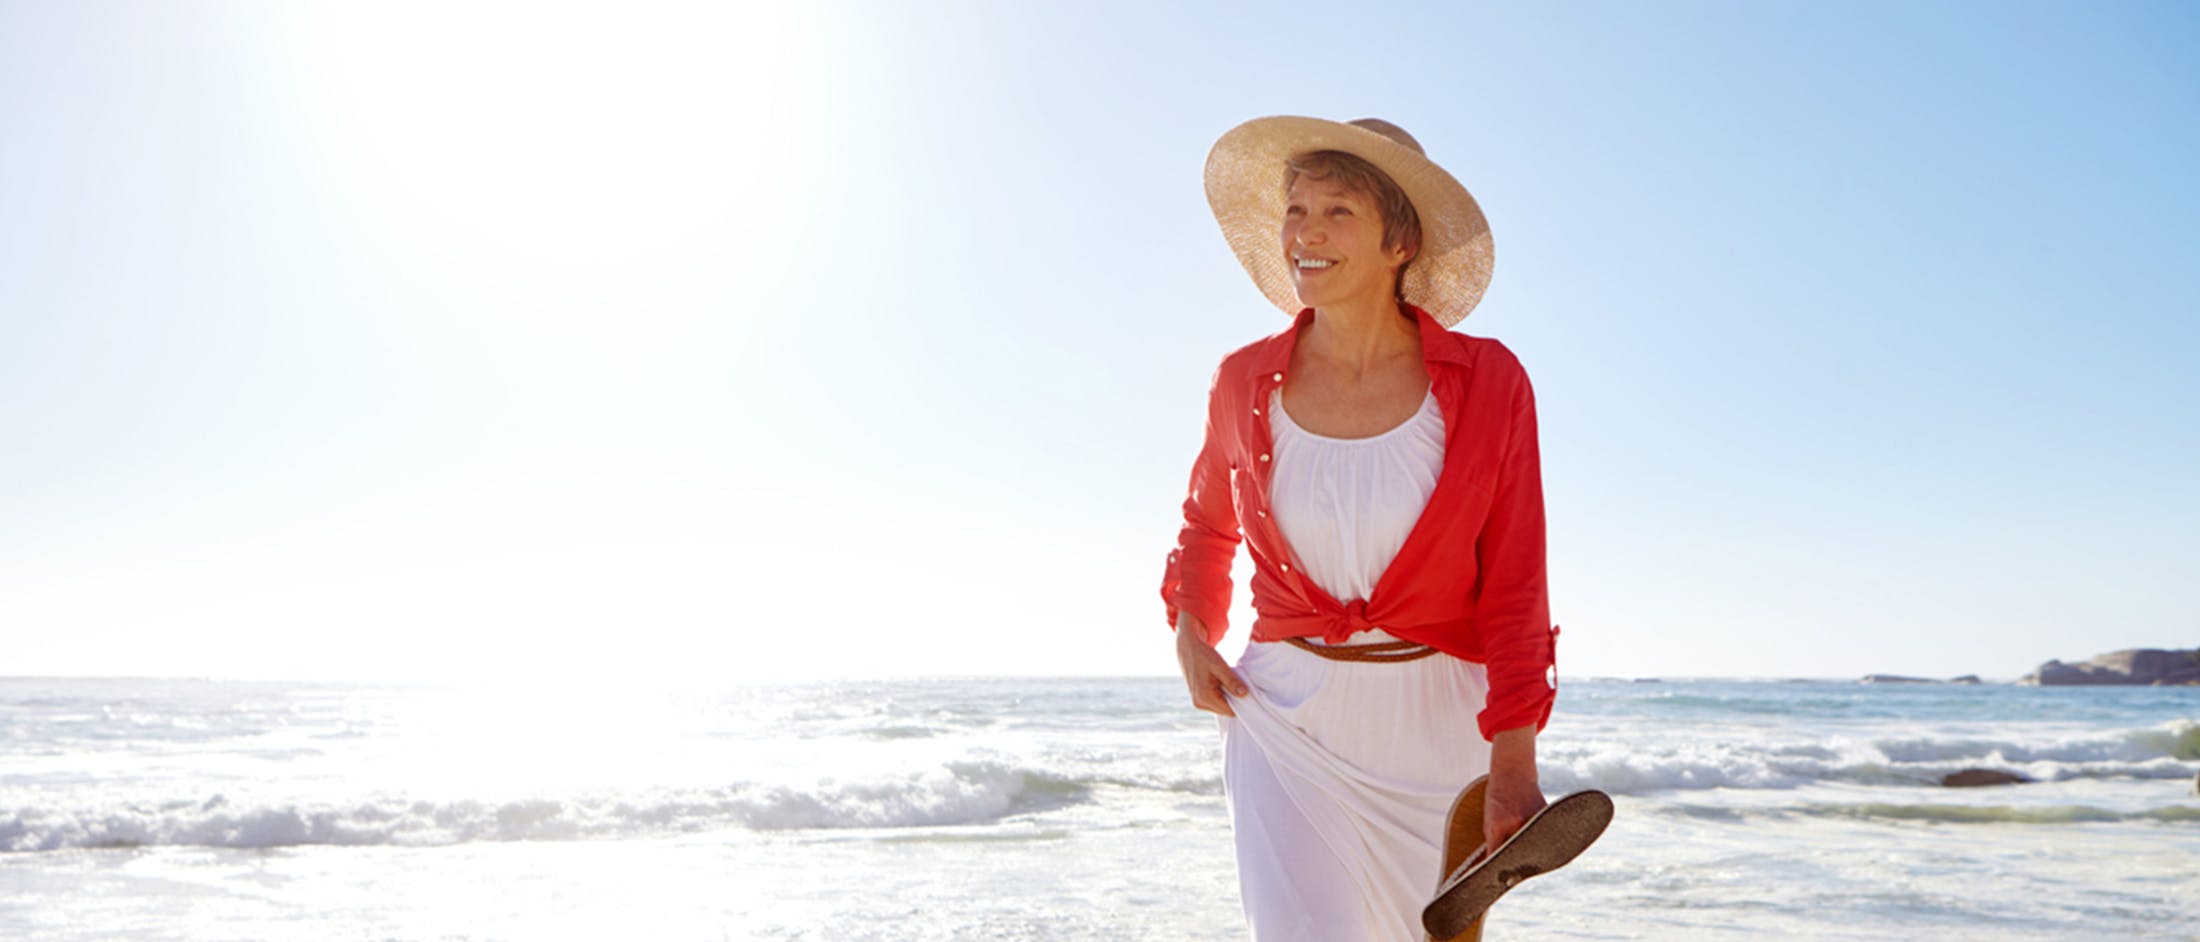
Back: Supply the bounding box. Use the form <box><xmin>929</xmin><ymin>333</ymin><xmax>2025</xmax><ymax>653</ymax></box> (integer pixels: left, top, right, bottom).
<box><xmin>1252</xmin><ymin>407</ymin><xmax>1261</xmax><ymax>417</ymax></box>
<box><xmin>1258</xmin><ymin>453</ymin><xmax>1270</xmax><ymax>462</ymax></box>
<box><xmin>1281</xmin><ymin>563</ymin><xmax>1290</xmax><ymax>572</ymax></box>
<box><xmin>1257</xmin><ymin>510</ymin><xmax>1267</xmax><ymax>518</ymax></box>
<box><xmin>1272</xmin><ymin>372</ymin><xmax>1284</xmax><ymax>382</ymax></box>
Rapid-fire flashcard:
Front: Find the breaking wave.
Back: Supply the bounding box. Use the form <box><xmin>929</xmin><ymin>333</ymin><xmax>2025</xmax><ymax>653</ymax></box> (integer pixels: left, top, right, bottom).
<box><xmin>1802</xmin><ymin>803</ymin><xmax>2200</xmax><ymax>825</ymax></box>
<box><xmin>1540</xmin><ymin>719</ymin><xmax>2200</xmax><ymax>795</ymax></box>
<box><xmin>0</xmin><ymin>760</ymin><xmax>1092</xmax><ymax>853</ymax></box>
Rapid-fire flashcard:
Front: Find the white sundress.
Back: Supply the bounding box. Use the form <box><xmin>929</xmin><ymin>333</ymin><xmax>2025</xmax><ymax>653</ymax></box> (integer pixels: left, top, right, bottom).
<box><xmin>1222</xmin><ymin>387</ymin><xmax>1493</xmax><ymax>942</ymax></box>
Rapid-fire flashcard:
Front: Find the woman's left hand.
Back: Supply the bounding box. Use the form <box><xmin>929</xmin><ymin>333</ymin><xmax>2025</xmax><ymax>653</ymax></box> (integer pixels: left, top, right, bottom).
<box><xmin>1483</xmin><ymin>726</ymin><xmax>1545</xmax><ymax>850</ymax></box>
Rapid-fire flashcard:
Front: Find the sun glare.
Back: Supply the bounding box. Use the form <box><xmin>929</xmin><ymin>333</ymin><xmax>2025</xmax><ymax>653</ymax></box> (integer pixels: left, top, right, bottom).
<box><xmin>294</xmin><ymin>3</ymin><xmax>810</xmax><ymax>324</ymax></box>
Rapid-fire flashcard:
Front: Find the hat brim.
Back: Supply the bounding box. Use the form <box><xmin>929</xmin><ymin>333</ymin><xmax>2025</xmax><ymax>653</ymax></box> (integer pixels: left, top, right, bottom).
<box><xmin>1204</xmin><ymin>116</ymin><xmax>1493</xmax><ymax>328</ymax></box>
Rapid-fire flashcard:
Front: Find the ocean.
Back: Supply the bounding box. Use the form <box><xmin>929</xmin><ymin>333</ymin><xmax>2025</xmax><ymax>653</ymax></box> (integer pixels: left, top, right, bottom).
<box><xmin>3</xmin><ymin>675</ymin><xmax>2196</xmax><ymax>941</ymax></box>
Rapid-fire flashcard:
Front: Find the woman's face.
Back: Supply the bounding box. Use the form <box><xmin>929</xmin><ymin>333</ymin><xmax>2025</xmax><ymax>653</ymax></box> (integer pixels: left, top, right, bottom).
<box><xmin>1281</xmin><ymin>175</ymin><xmax>1411</xmax><ymax>311</ymax></box>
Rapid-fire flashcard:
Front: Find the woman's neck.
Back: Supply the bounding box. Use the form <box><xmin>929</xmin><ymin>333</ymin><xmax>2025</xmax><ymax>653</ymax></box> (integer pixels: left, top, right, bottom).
<box><xmin>1303</xmin><ymin>297</ymin><xmax>1419</xmax><ymax>371</ymax></box>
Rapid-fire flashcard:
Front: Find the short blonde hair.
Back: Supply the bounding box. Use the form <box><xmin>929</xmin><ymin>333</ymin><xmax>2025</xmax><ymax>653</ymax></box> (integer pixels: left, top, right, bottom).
<box><xmin>1283</xmin><ymin>150</ymin><xmax>1424</xmax><ymax>300</ymax></box>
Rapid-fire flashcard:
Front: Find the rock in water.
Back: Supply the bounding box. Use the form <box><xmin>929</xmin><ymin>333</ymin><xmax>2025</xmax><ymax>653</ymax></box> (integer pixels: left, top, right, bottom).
<box><xmin>1943</xmin><ymin>769</ymin><xmax>2032</xmax><ymax>788</ymax></box>
<box><xmin>2020</xmin><ymin>649</ymin><xmax>2200</xmax><ymax>686</ymax></box>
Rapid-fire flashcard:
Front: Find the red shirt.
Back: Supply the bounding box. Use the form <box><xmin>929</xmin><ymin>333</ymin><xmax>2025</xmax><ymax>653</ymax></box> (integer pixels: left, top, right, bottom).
<box><xmin>1162</xmin><ymin>305</ymin><xmax>1557</xmax><ymax>740</ymax></box>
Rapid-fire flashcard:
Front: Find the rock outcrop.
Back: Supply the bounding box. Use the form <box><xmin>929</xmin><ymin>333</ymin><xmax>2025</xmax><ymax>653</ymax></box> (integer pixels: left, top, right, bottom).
<box><xmin>2020</xmin><ymin>649</ymin><xmax>2200</xmax><ymax>686</ymax></box>
<box><xmin>1943</xmin><ymin>769</ymin><xmax>2032</xmax><ymax>787</ymax></box>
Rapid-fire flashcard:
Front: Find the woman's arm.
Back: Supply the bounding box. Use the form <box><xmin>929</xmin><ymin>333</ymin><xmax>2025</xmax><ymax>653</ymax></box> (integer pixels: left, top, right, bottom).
<box><xmin>1474</xmin><ymin>346</ymin><xmax>1556</xmax><ymax>846</ymax></box>
<box><xmin>1484</xmin><ymin>725</ymin><xmax>1545</xmax><ymax>848</ymax></box>
<box><xmin>1163</xmin><ymin>361</ymin><xmax>1247</xmax><ymax>713</ymax></box>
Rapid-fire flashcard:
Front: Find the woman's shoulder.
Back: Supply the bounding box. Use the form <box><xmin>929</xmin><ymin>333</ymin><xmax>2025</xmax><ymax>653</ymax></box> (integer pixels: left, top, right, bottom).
<box><xmin>1432</xmin><ymin>328</ymin><xmax>1532</xmax><ymax>383</ymax></box>
<box><xmin>1208</xmin><ymin>320</ymin><xmax>1300</xmax><ymax>384</ymax></box>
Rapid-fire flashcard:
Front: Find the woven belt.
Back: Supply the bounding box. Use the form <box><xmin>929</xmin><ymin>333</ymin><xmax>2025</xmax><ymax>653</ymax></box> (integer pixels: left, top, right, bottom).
<box><xmin>1282</xmin><ymin>636</ymin><xmax>1440</xmax><ymax>663</ymax></box>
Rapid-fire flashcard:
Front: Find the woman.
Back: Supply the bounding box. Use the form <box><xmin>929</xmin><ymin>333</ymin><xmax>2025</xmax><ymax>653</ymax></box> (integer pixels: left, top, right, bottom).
<box><xmin>1162</xmin><ymin>116</ymin><xmax>1559</xmax><ymax>940</ymax></box>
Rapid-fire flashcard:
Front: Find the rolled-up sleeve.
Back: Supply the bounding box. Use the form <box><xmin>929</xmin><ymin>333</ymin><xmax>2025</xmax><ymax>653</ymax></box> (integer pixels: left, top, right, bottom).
<box><xmin>1472</xmin><ymin>353</ymin><xmax>1557</xmax><ymax>740</ymax></box>
<box><xmin>1161</xmin><ymin>363</ymin><xmax>1242</xmax><ymax>646</ymax></box>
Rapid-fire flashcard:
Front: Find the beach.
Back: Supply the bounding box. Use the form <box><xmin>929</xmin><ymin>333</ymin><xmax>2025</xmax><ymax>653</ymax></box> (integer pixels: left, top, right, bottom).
<box><xmin>4</xmin><ymin>676</ymin><xmax>2196</xmax><ymax>940</ymax></box>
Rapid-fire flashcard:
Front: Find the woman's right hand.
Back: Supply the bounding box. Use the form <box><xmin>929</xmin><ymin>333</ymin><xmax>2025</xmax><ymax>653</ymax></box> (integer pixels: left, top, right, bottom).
<box><xmin>1174</xmin><ymin>614</ymin><xmax>1248</xmax><ymax>716</ymax></box>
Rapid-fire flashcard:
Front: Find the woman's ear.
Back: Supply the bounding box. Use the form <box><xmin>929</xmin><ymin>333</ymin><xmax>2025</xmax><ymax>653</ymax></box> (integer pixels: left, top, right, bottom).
<box><xmin>1390</xmin><ymin>234</ymin><xmax>1420</xmax><ymax>268</ymax></box>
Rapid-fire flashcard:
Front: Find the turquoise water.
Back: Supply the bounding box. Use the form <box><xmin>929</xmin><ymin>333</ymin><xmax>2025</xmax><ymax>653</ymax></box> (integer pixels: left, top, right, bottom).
<box><xmin>2</xmin><ymin>676</ymin><xmax>2195</xmax><ymax>939</ymax></box>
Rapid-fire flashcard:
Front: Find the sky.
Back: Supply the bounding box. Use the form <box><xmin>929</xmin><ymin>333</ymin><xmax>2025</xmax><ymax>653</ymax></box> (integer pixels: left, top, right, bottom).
<box><xmin>2</xmin><ymin>1</ymin><xmax>2195</xmax><ymax>685</ymax></box>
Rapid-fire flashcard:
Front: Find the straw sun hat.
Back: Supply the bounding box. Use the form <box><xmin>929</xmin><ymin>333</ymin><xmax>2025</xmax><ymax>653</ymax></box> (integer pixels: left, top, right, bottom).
<box><xmin>1204</xmin><ymin>116</ymin><xmax>1494</xmax><ymax>327</ymax></box>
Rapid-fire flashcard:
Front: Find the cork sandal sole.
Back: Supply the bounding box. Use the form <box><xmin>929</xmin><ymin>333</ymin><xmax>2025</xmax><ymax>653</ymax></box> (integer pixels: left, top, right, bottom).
<box><xmin>1427</xmin><ymin>775</ymin><xmax>1490</xmax><ymax>942</ymax></box>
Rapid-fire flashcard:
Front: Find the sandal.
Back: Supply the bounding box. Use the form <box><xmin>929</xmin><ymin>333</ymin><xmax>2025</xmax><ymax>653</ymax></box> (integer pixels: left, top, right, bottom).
<box><xmin>1422</xmin><ymin>780</ymin><xmax>1613</xmax><ymax>938</ymax></box>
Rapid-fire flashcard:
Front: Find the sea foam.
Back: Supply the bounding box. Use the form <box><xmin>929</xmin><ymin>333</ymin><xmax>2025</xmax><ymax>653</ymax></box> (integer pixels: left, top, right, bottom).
<box><xmin>0</xmin><ymin>760</ymin><xmax>1091</xmax><ymax>853</ymax></box>
<box><xmin>1539</xmin><ymin>719</ymin><xmax>2200</xmax><ymax>795</ymax></box>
